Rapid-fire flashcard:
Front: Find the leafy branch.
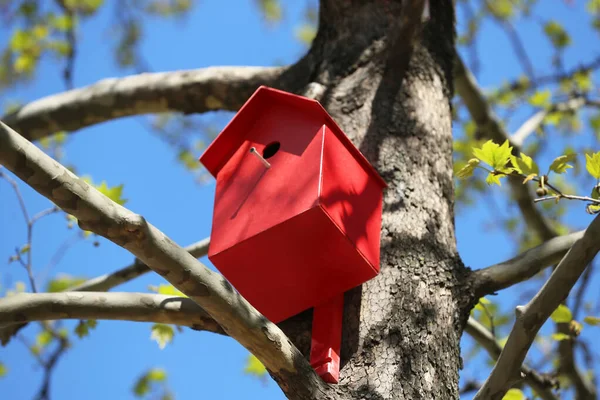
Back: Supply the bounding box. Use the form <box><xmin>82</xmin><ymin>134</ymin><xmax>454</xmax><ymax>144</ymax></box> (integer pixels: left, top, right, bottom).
<box><xmin>456</xmin><ymin>140</ymin><xmax>600</xmax><ymax>214</ymax></box>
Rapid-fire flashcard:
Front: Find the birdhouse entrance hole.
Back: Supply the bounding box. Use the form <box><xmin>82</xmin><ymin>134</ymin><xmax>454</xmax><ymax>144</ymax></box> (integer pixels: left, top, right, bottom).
<box><xmin>262</xmin><ymin>141</ymin><xmax>280</xmax><ymax>159</ymax></box>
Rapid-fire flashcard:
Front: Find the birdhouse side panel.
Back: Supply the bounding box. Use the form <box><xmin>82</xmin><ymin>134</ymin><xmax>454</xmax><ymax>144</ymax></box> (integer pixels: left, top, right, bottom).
<box><xmin>209</xmin><ymin>113</ymin><xmax>326</xmax><ymax>258</ymax></box>
<box><xmin>319</xmin><ymin>126</ymin><xmax>384</xmax><ymax>274</ymax></box>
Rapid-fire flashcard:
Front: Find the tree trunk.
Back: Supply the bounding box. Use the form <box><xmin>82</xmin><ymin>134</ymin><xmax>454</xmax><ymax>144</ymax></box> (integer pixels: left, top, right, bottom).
<box><xmin>280</xmin><ymin>1</ymin><xmax>475</xmax><ymax>398</ymax></box>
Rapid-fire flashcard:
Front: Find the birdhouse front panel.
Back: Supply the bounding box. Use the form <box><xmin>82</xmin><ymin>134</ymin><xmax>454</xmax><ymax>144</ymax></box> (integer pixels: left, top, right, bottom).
<box><xmin>209</xmin><ymin>102</ymin><xmax>326</xmax><ymax>257</ymax></box>
<box><xmin>199</xmin><ymin>86</ymin><xmax>386</xmax><ymax>325</ymax></box>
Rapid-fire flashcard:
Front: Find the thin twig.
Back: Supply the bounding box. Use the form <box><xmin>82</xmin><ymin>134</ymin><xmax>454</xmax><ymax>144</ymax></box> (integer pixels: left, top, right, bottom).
<box><xmin>533</xmin><ymin>194</ymin><xmax>600</xmax><ymax>205</ymax></box>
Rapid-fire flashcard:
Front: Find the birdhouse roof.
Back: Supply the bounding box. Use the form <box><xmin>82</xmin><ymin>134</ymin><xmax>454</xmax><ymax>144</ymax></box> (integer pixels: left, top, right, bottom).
<box><xmin>199</xmin><ymin>86</ymin><xmax>386</xmax><ymax>187</ymax></box>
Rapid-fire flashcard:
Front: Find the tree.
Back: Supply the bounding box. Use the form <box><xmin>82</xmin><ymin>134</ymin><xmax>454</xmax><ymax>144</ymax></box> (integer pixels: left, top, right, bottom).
<box><xmin>1</xmin><ymin>1</ymin><xmax>600</xmax><ymax>399</ymax></box>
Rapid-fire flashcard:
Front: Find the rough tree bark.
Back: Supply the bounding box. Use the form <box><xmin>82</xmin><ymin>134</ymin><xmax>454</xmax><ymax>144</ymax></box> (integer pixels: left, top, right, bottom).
<box><xmin>279</xmin><ymin>1</ymin><xmax>474</xmax><ymax>398</ymax></box>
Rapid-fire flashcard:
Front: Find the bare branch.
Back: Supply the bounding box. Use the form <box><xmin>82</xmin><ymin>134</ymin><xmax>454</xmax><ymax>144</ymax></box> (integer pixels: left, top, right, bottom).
<box><xmin>0</xmin><ymin>121</ymin><xmax>341</xmax><ymax>399</ymax></box>
<box><xmin>454</xmin><ymin>52</ymin><xmax>557</xmax><ymax>241</ymax></box>
<box><xmin>511</xmin><ymin>96</ymin><xmax>586</xmax><ymax>147</ymax></box>
<box><xmin>471</xmin><ymin>230</ymin><xmax>585</xmax><ymax>296</ymax></box>
<box><xmin>0</xmin><ymin>238</ymin><xmax>210</xmax><ymax>345</ymax></box>
<box><xmin>556</xmin><ymin>322</ymin><xmax>596</xmax><ymax>400</ymax></box>
<box><xmin>465</xmin><ymin>317</ymin><xmax>558</xmax><ymax>400</ymax></box>
<box><xmin>3</xmin><ymin>65</ymin><xmax>295</xmax><ymax>142</ymax></box>
<box><xmin>0</xmin><ymin>292</ymin><xmax>225</xmax><ymax>335</ymax></box>
<box><xmin>71</xmin><ymin>238</ymin><xmax>210</xmax><ymax>292</ymax></box>
<box><xmin>473</xmin><ymin>214</ymin><xmax>600</xmax><ymax>400</ymax></box>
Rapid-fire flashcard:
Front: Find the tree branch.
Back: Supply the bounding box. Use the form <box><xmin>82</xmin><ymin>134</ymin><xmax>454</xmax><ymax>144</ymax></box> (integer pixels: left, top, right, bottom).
<box><xmin>511</xmin><ymin>96</ymin><xmax>587</xmax><ymax>148</ymax></box>
<box><xmin>2</xmin><ymin>65</ymin><xmax>297</xmax><ymax>142</ymax></box>
<box><xmin>454</xmin><ymin>52</ymin><xmax>557</xmax><ymax>241</ymax></box>
<box><xmin>465</xmin><ymin>317</ymin><xmax>558</xmax><ymax>400</ymax></box>
<box><xmin>0</xmin><ymin>121</ymin><xmax>343</xmax><ymax>400</ymax></box>
<box><xmin>71</xmin><ymin>238</ymin><xmax>210</xmax><ymax>292</ymax></box>
<box><xmin>473</xmin><ymin>214</ymin><xmax>600</xmax><ymax>400</ymax></box>
<box><xmin>0</xmin><ymin>238</ymin><xmax>210</xmax><ymax>345</ymax></box>
<box><xmin>0</xmin><ymin>292</ymin><xmax>225</xmax><ymax>335</ymax></box>
<box><xmin>471</xmin><ymin>230</ymin><xmax>585</xmax><ymax>296</ymax></box>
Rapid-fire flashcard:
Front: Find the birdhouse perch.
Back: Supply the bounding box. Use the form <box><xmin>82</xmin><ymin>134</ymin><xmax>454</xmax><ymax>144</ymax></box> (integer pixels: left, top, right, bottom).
<box><xmin>199</xmin><ymin>86</ymin><xmax>386</xmax><ymax>384</ymax></box>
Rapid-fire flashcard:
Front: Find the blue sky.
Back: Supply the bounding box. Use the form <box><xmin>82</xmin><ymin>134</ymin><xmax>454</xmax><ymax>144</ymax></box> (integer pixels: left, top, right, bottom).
<box><xmin>0</xmin><ymin>1</ymin><xmax>598</xmax><ymax>399</ymax></box>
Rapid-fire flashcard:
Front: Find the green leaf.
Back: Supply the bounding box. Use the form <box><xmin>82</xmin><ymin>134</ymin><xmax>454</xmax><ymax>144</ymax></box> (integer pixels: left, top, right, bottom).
<box><xmin>573</xmin><ymin>70</ymin><xmax>593</xmax><ymax>91</ymax></box>
<box><xmin>585</xmin><ymin>152</ymin><xmax>600</xmax><ymax>179</ymax></box>
<box><xmin>244</xmin><ymin>354</ymin><xmax>267</xmax><ymax>377</ymax></box>
<box><xmin>10</xmin><ymin>30</ymin><xmax>35</xmax><ymax>51</ymax></box>
<box><xmin>551</xmin><ymin>333</ymin><xmax>571</xmax><ymax>341</ymax></box>
<box><xmin>258</xmin><ymin>0</ymin><xmax>282</xmax><ymax>22</ymax></box>
<box><xmin>455</xmin><ymin>158</ymin><xmax>480</xmax><ymax>179</ymax></box>
<box><xmin>14</xmin><ymin>54</ymin><xmax>36</xmax><ymax>73</ymax></box>
<box><xmin>50</xmin><ymin>14</ymin><xmax>74</xmax><ymax>31</ymax></box>
<box><xmin>544</xmin><ymin>21</ymin><xmax>571</xmax><ymax>48</ymax></box>
<box><xmin>473</xmin><ymin>297</ymin><xmax>491</xmax><ymax>312</ymax></box>
<box><xmin>133</xmin><ymin>368</ymin><xmax>168</xmax><ymax>397</ymax></box>
<box><xmin>46</xmin><ymin>274</ymin><xmax>87</xmax><ymax>292</ymax></box>
<box><xmin>472</xmin><ymin>140</ymin><xmax>513</xmax><ymax>171</ymax></box>
<box><xmin>75</xmin><ymin>320</ymin><xmax>97</xmax><ymax>338</ymax></box>
<box><xmin>150</xmin><ymin>324</ymin><xmax>174</xmax><ymax>349</ymax></box>
<box><xmin>148</xmin><ymin>284</ymin><xmax>187</xmax><ymax>298</ymax></box>
<box><xmin>133</xmin><ymin>376</ymin><xmax>150</xmax><ymax>397</ymax></box>
<box><xmin>95</xmin><ymin>181</ymin><xmax>127</xmax><ymax>205</ymax></box>
<box><xmin>36</xmin><ymin>330</ymin><xmax>53</xmax><ymax>347</ymax></box>
<box><xmin>0</xmin><ymin>362</ymin><xmax>7</xmax><ymax>378</ymax></box>
<box><xmin>47</xmin><ymin>40</ymin><xmax>71</xmax><ymax>56</ymax></box>
<box><xmin>32</xmin><ymin>25</ymin><xmax>48</xmax><ymax>40</ymax></box>
<box><xmin>295</xmin><ymin>24</ymin><xmax>317</xmax><ymax>46</ymax></box>
<box><xmin>544</xmin><ymin>111</ymin><xmax>563</xmax><ymax>126</ymax></box>
<box><xmin>177</xmin><ymin>150</ymin><xmax>201</xmax><ymax>171</ymax></box>
<box><xmin>147</xmin><ymin>368</ymin><xmax>167</xmax><ymax>382</ymax></box>
<box><xmin>528</xmin><ymin>90</ymin><xmax>552</xmax><ymax>108</ymax></box>
<box><xmin>583</xmin><ymin>316</ymin><xmax>600</xmax><ymax>325</ymax></box>
<box><xmin>485</xmin><ymin>173</ymin><xmax>503</xmax><ymax>186</ymax></box>
<box><xmin>551</xmin><ymin>304</ymin><xmax>573</xmax><ymax>323</ymax></box>
<box><xmin>548</xmin><ymin>154</ymin><xmax>576</xmax><ymax>175</ymax></box>
<box><xmin>488</xmin><ymin>0</ymin><xmax>514</xmax><ymax>19</ymax></box>
<box><xmin>510</xmin><ymin>153</ymin><xmax>539</xmax><ymax>176</ymax></box>
<box><xmin>19</xmin><ymin>244</ymin><xmax>30</xmax><ymax>254</ymax></box>
<box><xmin>587</xmin><ymin>0</ymin><xmax>600</xmax><ymax>13</ymax></box>
<box><xmin>502</xmin><ymin>388</ymin><xmax>525</xmax><ymax>400</ymax></box>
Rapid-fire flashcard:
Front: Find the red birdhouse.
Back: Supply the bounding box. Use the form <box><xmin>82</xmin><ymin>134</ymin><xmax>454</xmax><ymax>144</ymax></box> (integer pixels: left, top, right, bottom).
<box><xmin>199</xmin><ymin>86</ymin><xmax>386</xmax><ymax>383</ymax></box>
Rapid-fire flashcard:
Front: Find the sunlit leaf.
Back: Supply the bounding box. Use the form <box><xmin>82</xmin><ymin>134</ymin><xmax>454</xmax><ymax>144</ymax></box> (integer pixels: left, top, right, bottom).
<box><xmin>548</xmin><ymin>154</ymin><xmax>576</xmax><ymax>175</ymax></box>
<box><xmin>485</xmin><ymin>173</ymin><xmax>503</xmax><ymax>186</ymax></box>
<box><xmin>148</xmin><ymin>284</ymin><xmax>187</xmax><ymax>298</ymax></box>
<box><xmin>19</xmin><ymin>244</ymin><xmax>30</xmax><ymax>254</ymax></box>
<box><xmin>502</xmin><ymin>388</ymin><xmax>525</xmax><ymax>400</ymax></box>
<box><xmin>244</xmin><ymin>354</ymin><xmax>267</xmax><ymax>377</ymax></box>
<box><xmin>147</xmin><ymin>368</ymin><xmax>167</xmax><ymax>382</ymax></box>
<box><xmin>46</xmin><ymin>274</ymin><xmax>87</xmax><ymax>292</ymax></box>
<box><xmin>75</xmin><ymin>320</ymin><xmax>97</xmax><ymax>338</ymax></box>
<box><xmin>295</xmin><ymin>24</ymin><xmax>317</xmax><ymax>46</ymax></box>
<box><xmin>583</xmin><ymin>316</ymin><xmax>600</xmax><ymax>325</ymax></box>
<box><xmin>510</xmin><ymin>153</ymin><xmax>539</xmax><ymax>176</ymax></box>
<box><xmin>455</xmin><ymin>159</ymin><xmax>480</xmax><ymax>179</ymax></box>
<box><xmin>95</xmin><ymin>181</ymin><xmax>127</xmax><ymax>205</ymax></box>
<box><xmin>544</xmin><ymin>21</ymin><xmax>571</xmax><ymax>48</ymax></box>
<box><xmin>472</xmin><ymin>140</ymin><xmax>513</xmax><ymax>171</ymax></box>
<box><xmin>0</xmin><ymin>362</ymin><xmax>6</xmax><ymax>378</ymax></box>
<box><xmin>585</xmin><ymin>152</ymin><xmax>600</xmax><ymax>179</ymax></box>
<box><xmin>150</xmin><ymin>324</ymin><xmax>174</xmax><ymax>349</ymax></box>
<box><xmin>36</xmin><ymin>330</ymin><xmax>53</xmax><ymax>347</ymax></box>
<box><xmin>551</xmin><ymin>304</ymin><xmax>573</xmax><ymax>323</ymax></box>
<box><xmin>528</xmin><ymin>90</ymin><xmax>551</xmax><ymax>108</ymax></box>
<box><xmin>551</xmin><ymin>333</ymin><xmax>571</xmax><ymax>341</ymax></box>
